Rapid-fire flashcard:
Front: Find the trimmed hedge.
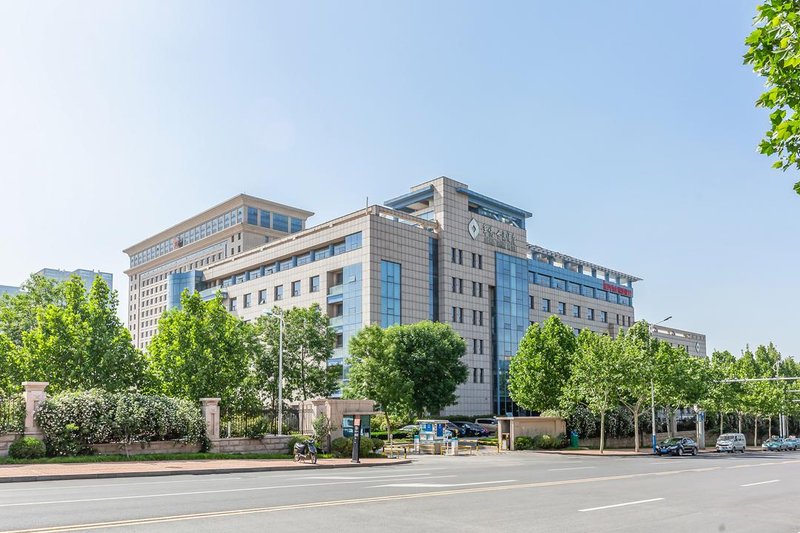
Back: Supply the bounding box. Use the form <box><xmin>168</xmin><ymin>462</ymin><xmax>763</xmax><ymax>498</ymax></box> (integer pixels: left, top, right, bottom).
<box><xmin>35</xmin><ymin>390</ymin><xmax>207</xmax><ymax>456</ymax></box>
<box><xmin>330</xmin><ymin>436</ymin><xmax>380</xmax><ymax>458</ymax></box>
<box><xmin>370</xmin><ymin>430</ymin><xmax>412</xmax><ymax>440</ymax></box>
<box><xmin>8</xmin><ymin>437</ymin><xmax>46</xmax><ymax>459</ymax></box>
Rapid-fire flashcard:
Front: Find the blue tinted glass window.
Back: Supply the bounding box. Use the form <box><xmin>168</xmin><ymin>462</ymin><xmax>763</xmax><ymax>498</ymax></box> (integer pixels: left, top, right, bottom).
<box><xmin>558</xmin><ymin>302</ymin><xmax>566</xmax><ymax>315</ymax></box>
<box><xmin>581</xmin><ymin>285</ymin><xmax>594</xmax><ymax>297</ymax></box>
<box><xmin>345</xmin><ymin>232</ymin><xmax>362</xmax><ymax>251</ymax></box>
<box><xmin>290</xmin><ymin>217</ymin><xmax>303</xmax><ymax>233</ymax></box>
<box><xmin>273</xmin><ymin>213</ymin><xmax>289</xmax><ymax>232</ymax></box>
<box><xmin>260</xmin><ymin>210</ymin><xmax>270</xmax><ymax>228</ymax></box>
<box><xmin>553</xmin><ymin>278</ymin><xmax>566</xmax><ymax>291</ymax></box>
<box><xmin>596</xmin><ymin>289</ymin><xmax>607</xmax><ymax>301</ymax></box>
<box><xmin>247</xmin><ymin>207</ymin><xmax>258</xmax><ymax>225</ymax></box>
<box><xmin>567</xmin><ymin>282</ymin><xmax>580</xmax><ymax>294</ymax></box>
<box><xmin>536</xmin><ymin>274</ymin><xmax>551</xmax><ymax>287</ymax></box>
<box><xmin>380</xmin><ymin>260</ymin><xmax>401</xmax><ymax>327</ymax></box>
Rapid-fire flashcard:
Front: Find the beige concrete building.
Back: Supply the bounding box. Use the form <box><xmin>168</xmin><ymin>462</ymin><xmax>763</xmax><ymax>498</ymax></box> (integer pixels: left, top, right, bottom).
<box><xmin>124</xmin><ymin>177</ymin><xmax>641</xmax><ymax>415</ymax></box>
<box><xmin>123</xmin><ymin>195</ymin><xmax>313</xmax><ymax>349</ymax></box>
<box><xmin>649</xmin><ymin>324</ymin><xmax>707</xmax><ymax>357</ymax></box>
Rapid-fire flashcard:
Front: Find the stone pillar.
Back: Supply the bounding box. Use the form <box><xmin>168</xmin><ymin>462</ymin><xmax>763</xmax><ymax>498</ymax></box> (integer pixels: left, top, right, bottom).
<box><xmin>200</xmin><ymin>398</ymin><xmax>221</xmax><ymax>441</ymax></box>
<box><xmin>22</xmin><ymin>382</ymin><xmax>48</xmax><ymax>438</ymax></box>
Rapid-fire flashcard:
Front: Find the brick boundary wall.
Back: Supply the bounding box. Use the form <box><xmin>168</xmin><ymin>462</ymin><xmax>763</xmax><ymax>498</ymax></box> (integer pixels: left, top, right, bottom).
<box><xmin>213</xmin><ymin>436</ymin><xmax>292</xmax><ymax>454</ymax></box>
<box><xmin>0</xmin><ymin>434</ymin><xmax>21</xmax><ymax>457</ymax></box>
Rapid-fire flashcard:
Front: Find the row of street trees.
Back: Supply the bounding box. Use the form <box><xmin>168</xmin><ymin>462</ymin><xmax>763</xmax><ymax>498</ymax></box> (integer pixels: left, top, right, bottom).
<box><xmin>508</xmin><ymin>316</ymin><xmax>800</xmax><ymax>452</ymax></box>
<box><xmin>0</xmin><ymin>275</ymin><xmax>340</xmax><ymax>418</ymax></box>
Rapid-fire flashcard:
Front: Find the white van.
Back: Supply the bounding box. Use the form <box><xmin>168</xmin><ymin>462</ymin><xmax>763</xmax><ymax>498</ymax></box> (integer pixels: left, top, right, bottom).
<box><xmin>716</xmin><ymin>433</ymin><xmax>746</xmax><ymax>453</ymax></box>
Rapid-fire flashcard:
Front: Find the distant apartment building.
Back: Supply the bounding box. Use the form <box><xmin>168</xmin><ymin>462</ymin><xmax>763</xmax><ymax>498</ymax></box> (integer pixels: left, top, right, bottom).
<box><xmin>125</xmin><ymin>177</ymin><xmax>641</xmax><ymax>416</ymax></box>
<box><xmin>0</xmin><ymin>285</ymin><xmax>21</xmax><ymax>297</ymax></box>
<box><xmin>35</xmin><ymin>268</ymin><xmax>113</xmax><ymax>292</ymax></box>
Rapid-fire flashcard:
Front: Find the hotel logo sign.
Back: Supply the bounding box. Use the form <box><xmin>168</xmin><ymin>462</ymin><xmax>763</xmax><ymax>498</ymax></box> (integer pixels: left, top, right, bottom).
<box><xmin>468</xmin><ymin>218</ymin><xmax>517</xmax><ymax>252</ymax></box>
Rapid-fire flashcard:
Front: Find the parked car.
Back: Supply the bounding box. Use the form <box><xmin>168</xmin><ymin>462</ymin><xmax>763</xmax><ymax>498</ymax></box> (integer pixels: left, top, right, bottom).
<box><xmin>452</xmin><ymin>421</ymin><xmax>489</xmax><ymax>437</ymax></box>
<box><xmin>715</xmin><ymin>433</ymin><xmax>747</xmax><ymax>453</ymax></box>
<box><xmin>783</xmin><ymin>436</ymin><xmax>799</xmax><ymax>451</ymax></box>
<box><xmin>444</xmin><ymin>421</ymin><xmax>461</xmax><ymax>437</ymax></box>
<box><xmin>762</xmin><ymin>436</ymin><xmax>788</xmax><ymax>451</ymax></box>
<box><xmin>474</xmin><ymin>418</ymin><xmax>498</xmax><ymax>434</ymax></box>
<box><xmin>657</xmin><ymin>437</ymin><xmax>698</xmax><ymax>456</ymax></box>
<box><xmin>397</xmin><ymin>424</ymin><xmax>418</xmax><ymax>433</ymax></box>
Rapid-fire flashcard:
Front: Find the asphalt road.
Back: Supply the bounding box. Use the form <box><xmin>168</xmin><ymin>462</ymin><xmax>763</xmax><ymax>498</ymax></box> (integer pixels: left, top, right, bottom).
<box><xmin>1</xmin><ymin>451</ymin><xmax>799</xmax><ymax>532</ymax></box>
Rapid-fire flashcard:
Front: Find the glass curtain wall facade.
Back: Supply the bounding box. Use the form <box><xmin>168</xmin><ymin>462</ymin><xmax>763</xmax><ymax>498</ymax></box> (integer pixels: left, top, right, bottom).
<box><xmin>493</xmin><ymin>252</ymin><xmax>529</xmax><ymax>415</ymax></box>
<box><xmin>380</xmin><ymin>260</ymin><xmax>401</xmax><ymax>327</ymax></box>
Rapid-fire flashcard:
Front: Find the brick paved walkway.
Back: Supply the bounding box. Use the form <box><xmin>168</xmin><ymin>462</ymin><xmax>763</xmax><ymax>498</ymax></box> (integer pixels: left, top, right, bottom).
<box><xmin>0</xmin><ymin>457</ymin><xmax>409</xmax><ymax>483</ymax></box>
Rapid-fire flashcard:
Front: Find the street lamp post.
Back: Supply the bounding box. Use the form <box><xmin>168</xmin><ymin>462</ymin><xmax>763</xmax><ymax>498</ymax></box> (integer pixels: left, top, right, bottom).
<box><xmin>263</xmin><ymin>309</ymin><xmax>285</xmax><ymax>436</ymax></box>
<box><xmin>650</xmin><ymin>316</ymin><xmax>672</xmax><ymax>454</ymax></box>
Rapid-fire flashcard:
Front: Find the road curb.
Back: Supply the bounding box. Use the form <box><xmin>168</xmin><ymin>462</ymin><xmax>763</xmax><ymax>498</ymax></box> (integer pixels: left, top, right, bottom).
<box><xmin>0</xmin><ymin>459</ymin><xmax>413</xmax><ymax>484</ymax></box>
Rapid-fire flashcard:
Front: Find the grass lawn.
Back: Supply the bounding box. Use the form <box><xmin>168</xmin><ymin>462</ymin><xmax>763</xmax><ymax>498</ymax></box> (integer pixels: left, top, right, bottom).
<box><xmin>0</xmin><ymin>452</ymin><xmax>335</xmax><ymax>465</ymax></box>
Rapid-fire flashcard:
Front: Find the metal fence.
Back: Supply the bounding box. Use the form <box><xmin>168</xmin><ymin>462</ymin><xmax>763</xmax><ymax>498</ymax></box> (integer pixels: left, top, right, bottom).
<box><xmin>0</xmin><ymin>396</ymin><xmax>24</xmax><ymax>435</ymax></box>
<box><xmin>219</xmin><ymin>406</ymin><xmax>299</xmax><ymax>438</ymax></box>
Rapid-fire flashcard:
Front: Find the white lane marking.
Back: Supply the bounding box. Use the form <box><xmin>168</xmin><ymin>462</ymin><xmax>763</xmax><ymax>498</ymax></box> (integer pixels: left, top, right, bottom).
<box><xmin>297</xmin><ymin>473</ymin><xmax>437</xmax><ymax>480</ymax></box>
<box><xmin>0</xmin><ymin>477</ymin><xmax>244</xmax><ymax>493</ymax></box>
<box><xmin>0</xmin><ymin>475</ymin><xmax>456</xmax><ymax>508</ymax></box>
<box><xmin>578</xmin><ymin>498</ymin><xmax>664</xmax><ymax>512</ymax></box>
<box><xmin>372</xmin><ymin>480</ymin><xmax>515</xmax><ymax>488</ymax></box>
<box><xmin>548</xmin><ymin>467</ymin><xmax>595</xmax><ymax>472</ymax></box>
<box><xmin>741</xmin><ymin>479</ymin><xmax>780</xmax><ymax>487</ymax></box>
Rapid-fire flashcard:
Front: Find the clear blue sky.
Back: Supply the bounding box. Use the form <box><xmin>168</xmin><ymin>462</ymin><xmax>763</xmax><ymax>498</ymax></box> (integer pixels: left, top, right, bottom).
<box><xmin>1</xmin><ymin>1</ymin><xmax>797</xmax><ymax>357</ymax></box>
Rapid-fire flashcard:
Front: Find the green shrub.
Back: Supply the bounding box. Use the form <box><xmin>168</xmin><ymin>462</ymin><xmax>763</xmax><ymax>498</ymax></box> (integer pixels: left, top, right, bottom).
<box><xmin>514</xmin><ymin>436</ymin><xmax>535</xmax><ymax>450</ymax></box>
<box><xmin>331</xmin><ymin>437</ymin><xmax>352</xmax><ymax>458</ymax></box>
<box><xmin>35</xmin><ymin>390</ymin><xmax>207</xmax><ymax>456</ymax></box>
<box><xmin>535</xmin><ymin>434</ymin><xmax>556</xmax><ymax>449</ymax></box>
<box><xmin>370</xmin><ymin>437</ymin><xmax>384</xmax><ymax>452</ymax></box>
<box><xmin>287</xmin><ymin>435</ymin><xmax>305</xmax><ymax>454</ymax></box>
<box><xmin>370</xmin><ymin>430</ymin><xmax>411</xmax><ymax>440</ymax></box>
<box><xmin>359</xmin><ymin>437</ymin><xmax>372</xmax><ymax>457</ymax></box>
<box><xmin>8</xmin><ymin>437</ymin><xmax>46</xmax><ymax>459</ymax></box>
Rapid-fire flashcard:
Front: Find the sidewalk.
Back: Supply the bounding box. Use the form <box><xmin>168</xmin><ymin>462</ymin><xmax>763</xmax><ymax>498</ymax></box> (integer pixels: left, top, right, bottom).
<box><xmin>0</xmin><ymin>457</ymin><xmax>410</xmax><ymax>483</ymax></box>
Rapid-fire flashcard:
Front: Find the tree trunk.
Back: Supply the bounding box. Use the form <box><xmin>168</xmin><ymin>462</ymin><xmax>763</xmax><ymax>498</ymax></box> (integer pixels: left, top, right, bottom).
<box><xmin>719</xmin><ymin>412</ymin><xmax>723</xmax><ymax>436</ymax></box>
<box><xmin>385</xmin><ymin>412</ymin><xmax>393</xmax><ymax>449</ymax></box>
<box><xmin>633</xmin><ymin>407</ymin><xmax>640</xmax><ymax>453</ymax></box>
<box><xmin>599</xmin><ymin>411</ymin><xmax>605</xmax><ymax>454</ymax></box>
<box><xmin>738</xmin><ymin>412</ymin><xmax>742</xmax><ymax>433</ymax></box>
<box><xmin>753</xmin><ymin>416</ymin><xmax>759</xmax><ymax>447</ymax></box>
<box><xmin>768</xmin><ymin>417</ymin><xmax>772</xmax><ymax>439</ymax></box>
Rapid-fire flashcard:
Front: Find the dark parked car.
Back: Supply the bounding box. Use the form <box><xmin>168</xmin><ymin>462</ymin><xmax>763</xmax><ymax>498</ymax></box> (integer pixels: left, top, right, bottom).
<box><xmin>452</xmin><ymin>421</ymin><xmax>489</xmax><ymax>437</ymax></box>
<box><xmin>657</xmin><ymin>437</ymin><xmax>698</xmax><ymax>456</ymax></box>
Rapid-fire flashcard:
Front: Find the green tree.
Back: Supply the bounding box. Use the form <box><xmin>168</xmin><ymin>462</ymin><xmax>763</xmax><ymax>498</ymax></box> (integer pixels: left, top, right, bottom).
<box><xmin>707</xmin><ymin>350</ymin><xmax>740</xmax><ymax>434</ymax></box>
<box><xmin>616</xmin><ymin>321</ymin><xmax>661</xmax><ymax>452</ymax></box>
<box><xmin>147</xmin><ymin>290</ymin><xmax>259</xmax><ymax>408</ymax></box>
<box><xmin>344</xmin><ymin>325</ymin><xmax>413</xmax><ymax>444</ymax></box>
<box><xmin>508</xmin><ymin>316</ymin><xmax>577</xmax><ymax>413</ymax></box>
<box><xmin>744</xmin><ymin>0</ymin><xmax>800</xmax><ymax>194</ymax></box>
<box><xmin>0</xmin><ymin>274</ymin><xmax>63</xmax><ymax>347</ymax></box>
<box><xmin>17</xmin><ymin>276</ymin><xmax>146</xmax><ymax>393</ymax></box>
<box><xmin>565</xmin><ymin>330</ymin><xmax>624</xmax><ymax>454</ymax></box>
<box><xmin>390</xmin><ymin>321</ymin><xmax>468</xmax><ymax>417</ymax></box>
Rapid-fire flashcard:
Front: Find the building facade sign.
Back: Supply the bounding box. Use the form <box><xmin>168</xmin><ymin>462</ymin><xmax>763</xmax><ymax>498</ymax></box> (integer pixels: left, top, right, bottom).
<box><xmin>602</xmin><ymin>281</ymin><xmax>632</xmax><ymax>297</ymax></box>
<box><xmin>469</xmin><ymin>218</ymin><xmax>517</xmax><ymax>252</ymax></box>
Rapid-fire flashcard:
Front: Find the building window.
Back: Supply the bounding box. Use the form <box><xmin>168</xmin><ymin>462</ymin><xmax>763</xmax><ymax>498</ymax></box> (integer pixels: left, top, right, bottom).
<box><xmin>616</xmin><ymin>314</ymin><xmax>621</xmax><ymax>325</ymax></box>
<box><xmin>473</xmin><ymin>339</ymin><xmax>478</xmax><ymax>354</ymax></box>
<box><xmin>244</xmin><ymin>293</ymin><xmax>252</xmax><ymax>308</ymax></box>
<box><xmin>273</xmin><ymin>213</ymin><xmax>289</xmax><ymax>232</ymax></box>
<box><xmin>572</xmin><ymin>305</ymin><xmax>580</xmax><ymax>318</ymax></box>
<box><xmin>480</xmin><ymin>368</ymin><xmax>484</xmax><ymax>383</ymax></box>
<box><xmin>473</xmin><ymin>281</ymin><xmax>478</xmax><ymax>297</ymax></box>
<box><xmin>290</xmin><ymin>217</ymin><xmax>303</xmax><ymax>233</ymax></box>
<box><xmin>478</xmin><ymin>283</ymin><xmax>483</xmax><ymax>298</ymax></box>
<box><xmin>596</xmin><ymin>289</ymin><xmax>607</xmax><ymax>301</ymax></box>
<box><xmin>274</xmin><ymin>285</ymin><xmax>283</xmax><ymax>301</ymax></box>
<box><xmin>472</xmin><ymin>309</ymin><xmax>478</xmax><ymax>325</ymax></box>
<box><xmin>573</xmin><ymin>328</ymin><xmax>580</xmax><ymax>336</ymax></box>
<box><xmin>558</xmin><ymin>302</ymin><xmax>566</xmax><ymax>315</ymax></box>
<box><xmin>458</xmin><ymin>249</ymin><xmax>463</xmax><ymax>265</ymax></box>
<box><xmin>452</xmin><ymin>306</ymin><xmax>457</xmax><ymax>322</ymax></box>
<box><xmin>536</xmin><ymin>274</ymin><xmax>551</xmax><ymax>287</ymax></box>
<box><xmin>380</xmin><ymin>260</ymin><xmax>401</xmax><ymax>327</ymax></box>
<box><xmin>310</xmin><ymin>275</ymin><xmax>320</xmax><ymax>293</ymax></box>
<box><xmin>247</xmin><ymin>207</ymin><xmax>258</xmax><ymax>225</ymax></box>
<box><xmin>587</xmin><ymin>308</ymin><xmax>594</xmax><ymax>321</ymax></box>
<box><xmin>529</xmin><ymin>295</ymin><xmax>535</xmax><ymax>309</ymax></box>
<box><xmin>458</xmin><ymin>307</ymin><xmax>464</xmax><ymax>323</ymax></box>
<box><xmin>541</xmin><ymin>298</ymin><xmax>550</xmax><ymax>313</ymax></box>
<box><xmin>291</xmin><ymin>280</ymin><xmax>301</xmax><ymax>297</ymax></box>
<box><xmin>258</xmin><ymin>289</ymin><xmax>267</xmax><ymax>305</ymax></box>
<box><xmin>600</xmin><ymin>311</ymin><xmax>607</xmax><ymax>323</ymax></box>
<box><xmin>452</xmin><ymin>277</ymin><xmax>458</xmax><ymax>293</ymax></box>
<box><xmin>479</xmin><ymin>310</ymin><xmax>484</xmax><ymax>326</ymax></box>
<box><xmin>479</xmin><ymin>339</ymin><xmax>484</xmax><ymax>354</ymax></box>
<box><xmin>473</xmin><ymin>368</ymin><xmax>478</xmax><ymax>383</ymax></box>
<box><xmin>553</xmin><ymin>278</ymin><xmax>566</xmax><ymax>291</ymax></box>
<box><xmin>581</xmin><ymin>285</ymin><xmax>594</xmax><ymax>298</ymax></box>
<box><xmin>567</xmin><ymin>282</ymin><xmax>580</xmax><ymax>294</ymax></box>
<box><xmin>472</xmin><ymin>253</ymin><xmax>477</xmax><ymax>268</ymax></box>
<box><xmin>451</xmin><ymin>247</ymin><xmax>457</xmax><ymax>263</ymax></box>
<box><xmin>478</xmin><ymin>255</ymin><xmax>483</xmax><ymax>269</ymax></box>
<box><xmin>260</xmin><ymin>210</ymin><xmax>271</xmax><ymax>228</ymax></box>
<box><xmin>229</xmin><ymin>297</ymin><xmax>238</xmax><ymax>312</ymax></box>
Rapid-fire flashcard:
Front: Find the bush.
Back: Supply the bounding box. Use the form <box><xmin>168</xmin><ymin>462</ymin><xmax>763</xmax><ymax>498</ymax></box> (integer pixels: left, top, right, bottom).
<box><xmin>370</xmin><ymin>430</ymin><xmax>411</xmax><ymax>440</ymax></box>
<box><xmin>35</xmin><ymin>390</ymin><xmax>207</xmax><ymax>456</ymax></box>
<box><xmin>370</xmin><ymin>437</ymin><xmax>384</xmax><ymax>452</ymax></box>
<box><xmin>8</xmin><ymin>437</ymin><xmax>46</xmax><ymax>459</ymax></box>
<box><xmin>287</xmin><ymin>435</ymin><xmax>305</xmax><ymax>454</ymax></box>
<box><xmin>359</xmin><ymin>437</ymin><xmax>373</xmax><ymax>457</ymax></box>
<box><xmin>535</xmin><ymin>434</ymin><xmax>557</xmax><ymax>449</ymax></box>
<box><xmin>514</xmin><ymin>436</ymin><xmax>535</xmax><ymax>450</ymax></box>
<box><xmin>331</xmin><ymin>437</ymin><xmax>352</xmax><ymax>458</ymax></box>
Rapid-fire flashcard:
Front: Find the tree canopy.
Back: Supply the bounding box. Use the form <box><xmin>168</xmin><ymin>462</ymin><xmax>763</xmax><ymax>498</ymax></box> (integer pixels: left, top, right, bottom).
<box><xmin>744</xmin><ymin>0</ymin><xmax>800</xmax><ymax>194</ymax></box>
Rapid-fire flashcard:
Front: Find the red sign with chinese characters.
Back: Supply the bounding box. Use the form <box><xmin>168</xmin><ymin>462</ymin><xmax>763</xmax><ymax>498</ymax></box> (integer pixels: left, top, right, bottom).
<box><xmin>603</xmin><ymin>282</ymin><xmax>632</xmax><ymax>297</ymax></box>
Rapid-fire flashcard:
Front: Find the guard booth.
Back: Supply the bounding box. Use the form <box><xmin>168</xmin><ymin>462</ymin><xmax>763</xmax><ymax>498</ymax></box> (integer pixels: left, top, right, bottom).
<box><xmin>496</xmin><ymin>416</ymin><xmax>566</xmax><ymax>451</ymax></box>
<box><xmin>417</xmin><ymin>419</ymin><xmax>451</xmax><ymax>455</ymax></box>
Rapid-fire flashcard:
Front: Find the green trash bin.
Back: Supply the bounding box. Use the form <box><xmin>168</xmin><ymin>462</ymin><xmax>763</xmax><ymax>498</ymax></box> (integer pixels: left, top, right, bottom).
<box><xmin>570</xmin><ymin>430</ymin><xmax>579</xmax><ymax>448</ymax></box>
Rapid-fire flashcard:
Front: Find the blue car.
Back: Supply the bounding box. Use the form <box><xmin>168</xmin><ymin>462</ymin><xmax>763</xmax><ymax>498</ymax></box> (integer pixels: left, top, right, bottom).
<box><xmin>781</xmin><ymin>436</ymin><xmax>798</xmax><ymax>451</ymax></box>
<box><xmin>761</xmin><ymin>437</ymin><xmax>788</xmax><ymax>451</ymax></box>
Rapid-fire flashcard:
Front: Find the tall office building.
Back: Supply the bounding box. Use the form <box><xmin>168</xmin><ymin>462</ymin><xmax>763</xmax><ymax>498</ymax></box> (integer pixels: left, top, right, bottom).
<box><xmin>649</xmin><ymin>324</ymin><xmax>707</xmax><ymax>357</ymax></box>
<box><xmin>124</xmin><ymin>177</ymin><xmax>640</xmax><ymax>415</ymax></box>
<box><xmin>123</xmin><ymin>195</ymin><xmax>314</xmax><ymax>349</ymax></box>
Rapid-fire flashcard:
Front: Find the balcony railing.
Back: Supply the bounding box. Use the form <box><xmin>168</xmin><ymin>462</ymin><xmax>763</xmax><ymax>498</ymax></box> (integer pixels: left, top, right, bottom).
<box><xmin>327</xmin><ymin>284</ymin><xmax>343</xmax><ymax>296</ymax></box>
<box><xmin>329</xmin><ymin>316</ymin><xmax>344</xmax><ymax>328</ymax></box>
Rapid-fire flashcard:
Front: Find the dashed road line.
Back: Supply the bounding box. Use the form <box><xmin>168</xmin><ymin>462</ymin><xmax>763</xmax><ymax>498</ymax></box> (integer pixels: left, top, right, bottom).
<box><xmin>578</xmin><ymin>498</ymin><xmax>664</xmax><ymax>512</ymax></box>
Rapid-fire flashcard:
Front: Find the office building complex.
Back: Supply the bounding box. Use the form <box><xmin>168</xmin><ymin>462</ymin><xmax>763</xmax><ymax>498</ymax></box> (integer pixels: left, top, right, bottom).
<box><xmin>124</xmin><ymin>177</ymin><xmax>640</xmax><ymax>415</ymax></box>
<box><xmin>0</xmin><ymin>285</ymin><xmax>21</xmax><ymax>298</ymax></box>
